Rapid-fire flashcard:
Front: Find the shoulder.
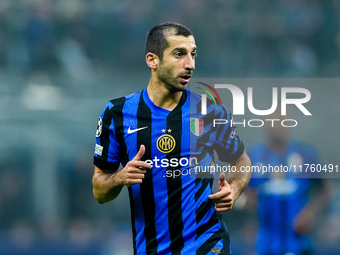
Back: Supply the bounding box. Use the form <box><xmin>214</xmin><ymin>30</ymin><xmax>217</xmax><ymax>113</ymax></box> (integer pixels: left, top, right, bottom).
<box><xmin>101</xmin><ymin>91</ymin><xmax>142</xmax><ymax>113</ymax></box>
<box><xmin>109</xmin><ymin>91</ymin><xmax>142</xmax><ymax>107</ymax></box>
<box><xmin>187</xmin><ymin>89</ymin><xmax>202</xmax><ymax>108</ymax></box>
<box><xmin>99</xmin><ymin>91</ymin><xmax>142</xmax><ymax>122</ymax></box>
<box><xmin>187</xmin><ymin>89</ymin><xmax>231</xmax><ymax>116</ymax></box>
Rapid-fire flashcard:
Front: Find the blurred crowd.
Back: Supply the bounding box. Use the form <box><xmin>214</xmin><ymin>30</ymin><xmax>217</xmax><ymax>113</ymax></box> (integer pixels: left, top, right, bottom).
<box><xmin>0</xmin><ymin>0</ymin><xmax>340</xmax><ymax>81</ymax></box>
<box><xmin>1</xmin><ymin>0</ymin><xmax>340</xmax><ymax>254</ymax></box>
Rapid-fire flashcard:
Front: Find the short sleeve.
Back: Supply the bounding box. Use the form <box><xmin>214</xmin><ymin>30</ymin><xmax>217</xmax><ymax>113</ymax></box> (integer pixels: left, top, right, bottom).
<box><xmin>93</xmin><ymin>101</ymin><xmax>121</xmax><ymax>171</ymax></box>
<box><xmin>212</xmin><ymin>104</ymin><xmax>244</xmax><ymax>162</ymax></box>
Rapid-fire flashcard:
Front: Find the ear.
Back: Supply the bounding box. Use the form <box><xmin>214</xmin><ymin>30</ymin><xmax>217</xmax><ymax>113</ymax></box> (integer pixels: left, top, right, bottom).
<box><xmin>146</xmin><ymin>52</ymin><xmax>159</xmax><ymax>69</ymax></box>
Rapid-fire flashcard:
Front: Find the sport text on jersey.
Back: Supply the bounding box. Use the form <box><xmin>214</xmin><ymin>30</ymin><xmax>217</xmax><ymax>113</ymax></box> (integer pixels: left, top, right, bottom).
<box><xmin>150</xmin><ymin>130</ymin><xmax>199</xmax><ymax>179</ymax></box>
<box><xmin>145</xmin><ymin>156</ymin><xmax>199</xmax><ymax>179</ymax></box>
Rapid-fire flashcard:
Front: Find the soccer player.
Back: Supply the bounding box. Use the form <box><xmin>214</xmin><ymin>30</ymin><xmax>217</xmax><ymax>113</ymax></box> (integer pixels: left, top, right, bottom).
<box><xmin>92</xmin><ymin>22</ymin><xmax>251</xmax><ymax>255</ymax></box>
<box><xmin>246</xmin><ymin>113</ymin><xmax>329</xmax><ymax>255</ymax></box>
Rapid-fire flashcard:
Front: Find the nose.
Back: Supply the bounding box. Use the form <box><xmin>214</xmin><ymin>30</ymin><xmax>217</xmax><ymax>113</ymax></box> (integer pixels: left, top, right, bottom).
<box><xmin>184</xmin><ymin>54</ymin><xmax>195</xmax><ymax>70</ymax></box>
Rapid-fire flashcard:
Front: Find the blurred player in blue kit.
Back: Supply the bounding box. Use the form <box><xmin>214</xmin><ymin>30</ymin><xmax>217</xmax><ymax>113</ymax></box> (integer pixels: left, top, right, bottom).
<box><xmin>246</xmin><ymin>112</ymin><xmax>329</xmax><ymax>255</ymax></box>
<box><xmin>92</xmin><ymin>22</ymin><xmax>251</xmax><ymax>254</ymax></box>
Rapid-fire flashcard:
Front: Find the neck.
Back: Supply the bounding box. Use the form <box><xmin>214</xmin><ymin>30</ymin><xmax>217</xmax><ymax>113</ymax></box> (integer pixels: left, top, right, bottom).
<box><xmin>146</xmin><ymin>76</ymin><xmax>183</xmax><ymax>111</ymax></box>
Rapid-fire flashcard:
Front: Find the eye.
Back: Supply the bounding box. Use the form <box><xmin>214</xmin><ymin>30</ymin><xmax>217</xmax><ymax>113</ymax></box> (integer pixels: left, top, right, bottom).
<box><xmin>191</xmin><ymin>52</ymin><xmax>197</xmax><ymax>58</ymax></box>
<box><xmin>175</xmin><ymin>51</ymin><xmax>183</xmax><ymax>57</ymax></box>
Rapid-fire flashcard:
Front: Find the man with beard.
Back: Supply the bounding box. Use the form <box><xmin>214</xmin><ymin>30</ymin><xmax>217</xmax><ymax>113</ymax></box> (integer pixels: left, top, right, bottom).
<box><xmin>92</xmin><ymin>22</ymin><xmax>251</xmax><ymax>255</ymax></box>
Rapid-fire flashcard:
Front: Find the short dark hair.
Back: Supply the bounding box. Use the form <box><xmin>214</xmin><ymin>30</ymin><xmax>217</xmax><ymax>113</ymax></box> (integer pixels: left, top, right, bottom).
<box><xmin>145</xmin><ymin>22</ymin><xmax>193</xmax><ymax>60</ymax></box>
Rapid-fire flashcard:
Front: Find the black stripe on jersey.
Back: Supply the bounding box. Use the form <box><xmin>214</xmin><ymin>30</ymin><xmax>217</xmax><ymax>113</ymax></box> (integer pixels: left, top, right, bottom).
<box><xmin>195</xmin><ymin>212</ymin><xmax>220</xmax><ymax>241</ymax></box>
<box><xmin>128</xmin><ymin>188</ymin><xmax>137</xmax><ymax>255</ymax></box>
<box><xmin>196</xmin><ymin>227</ymin><xmax>224</xmax><ymax>255</ymax></box>
<box><xmin>194</xmin><ymin>93</ymin><xmax>214</xmax><ymax>115</ymax></box>
<box><xmin>108</xmin><ymin>97</ymin><xmax>140</xmax><ymax>254</ymax></box>
<box><xmin>93</xmin><ymin>157</ymin><xmax>120</xmax><ymax>171</ymax></box>
<box><xmin>218</xmin><ymin>213</ymin><xmax>231</xmax><ymax>255</ymax></box>
<box><xmin>195</xmin><ymin>179</ymin><xmax>214</xmax><ymax>225</ymax></box>
<box><xmin>197</xmin><ymin>108</ymin><xmax>218</xmax><ymax>148</ymax></box>
<box><xmin>110</xmin><ymin>97</ymin><xmax>129</xmax><ymax>166</ymax></box>
<box><xmin>166</xmin><ymin>92</ymin><xmax>186</xmax><ymax>254</ymax></box>
<box><xmin>224</xmin><ymin>135</ymin><xmax>244</xmax><ymax>163</ymax></box>
<box><xmin>195</xmin><ymin>181</ymin><xmax>218</xmax><ymax>241</ymax></box>
<box><xmin>216</xmin><ymin>110</ymin><xmax>245</xmax><ymax>162</ymax></box>
<box><xmin>137</xmin><ymin>93</ymin><xmax>158</xmax><ymax>254</ymax></box>
<box><xmin>94</xmin><ymin>97</ymin><xmax>126</xmax><ymax>171</ymax></box>
<box><xmin>100</xmin><ymin>105</ymin><xmax>114</xmax><ymax>163</ymax></box>
<box><xmin>214</xmin><ymin>108</ymin><xmax>229</xmax><ymax>143</ymax></box>
<box><xmin>195</xmin><ymin>178</ymin><xmax>212</xmax><ymax>204</ymax></box>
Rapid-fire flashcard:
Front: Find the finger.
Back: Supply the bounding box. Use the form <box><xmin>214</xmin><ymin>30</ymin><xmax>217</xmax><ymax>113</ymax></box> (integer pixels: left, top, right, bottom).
<box><xmin>214</xmin><ymin>202</ymin><xmax>233</xmax><ymax>208</ymax></box>
<box><xmin>214</xmin><ymin>196</ymin><xmax>233</xmax><ymax>204</ymax></box>
<box><xmin>214</xmin><ymin>205</ymin><xmax>232</xmax><ymax>212</ymax></box>
<box><xmin>128</xmin><ymin>168</ymin><xmax>147</xmax><ymax>174</ymax></box>
<box><xmin>130</xmin><ymin>160</ymin><xmax>152</xmax><ymax>170</ymax></box>
<box><xmin>208</xmin><ymin>193</ymin><xmax>219</xmax><ymax>200</ymax></box>
<box><xmin>125</xmin><ymin>178</ymin><xmax>143</xmax><ymax>187</ymax></box>
<box><xmin>219</xmin><ymin>172</ymin><xmax>226</xmax><ymax>183</ymax></box>
<box><xmin>218</xmin><ymin>172</ymin><xmax>229</xmax><ymax>190</ymax></box>
<box><xmin>210</xmin><ymin>197</ymin><xmax>232</xmax><ymax>205</ymax></box>
<box><xmin>133</xmin><ymin>144</ymin><xmax>145</xmax><ymax>161</ymax></box>
<box><xmin>127</xmin><ymin>173</ymin><xmax>145</xmax><ymax>180</ymax></box>
<box><xmin>208</xmin><ymin>189</ymin><xmax>231</xmax><ymax>200</ymax></box>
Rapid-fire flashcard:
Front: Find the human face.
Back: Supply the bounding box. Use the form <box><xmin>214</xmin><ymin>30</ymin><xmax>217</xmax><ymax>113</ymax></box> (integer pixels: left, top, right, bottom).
<box><xmin>156</xmin><ymin>35</ymin><xmax>196</xmax><ymax>92</ymax></box>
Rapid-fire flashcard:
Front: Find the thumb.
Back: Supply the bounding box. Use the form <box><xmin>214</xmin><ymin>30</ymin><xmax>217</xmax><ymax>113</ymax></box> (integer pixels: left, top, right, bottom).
<box><xmin>218</xmin><ymin>172</ymin><xmax>228</xmax><ymax>190</ymax></box>
<box><xmin>133</xmin><ymin>144</ymin><xmax>145</xmax><ymax>161</ymax></box>
<box><xmin>219</xmin><ymin>172</ymin><xmax>226</xmax><ymax>183</ymax></box>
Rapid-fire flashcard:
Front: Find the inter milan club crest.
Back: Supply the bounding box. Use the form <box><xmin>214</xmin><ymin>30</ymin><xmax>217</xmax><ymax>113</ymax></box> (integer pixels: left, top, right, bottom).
<box><xmin>156</xmin><ymin>129</ymin><xmax>176</xmax><ymax>153</ymax></box>
<box><xmin>190</xmin><ymin>118</ymin><xmax>204</xmax><ymax>136</ymax></box>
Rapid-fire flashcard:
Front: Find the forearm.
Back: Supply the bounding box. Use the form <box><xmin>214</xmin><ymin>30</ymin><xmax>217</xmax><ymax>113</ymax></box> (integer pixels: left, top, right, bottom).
<box><xmin>294</xmin><ymin>180</ymin><xmax>330</xmax><ymax>234</ymax></box>
<box><xmin>92</xmin><ymin>166</ymin><xmax>124</xmax><ymax>204</ymax></box>
<box><xmin>228</xmin><ymin>151</ymin><xmax>252</xmax><ymax>201</ymax></box>
<box><xmin>303</xmin><ymin>180</ymin><xmax>330</xmax><ymax>215</ymax></box>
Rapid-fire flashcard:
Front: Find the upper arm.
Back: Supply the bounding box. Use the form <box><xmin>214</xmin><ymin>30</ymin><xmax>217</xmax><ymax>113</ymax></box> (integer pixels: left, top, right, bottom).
<box><xmin>94</xmin><ymin>165</ymin><xmax>113</xmax><ymax>176</ymax></box>
<box><xmin>93</xmin><ymin>163</ymin><xmax>119</xmax><ymax>179</ymax></box>
<box><xmin>94</xmin><ymin>101</ymin><xmax>122</xmax><ymax>171</ymax></box>
<box><xmin>92</xmin><ymin>164</ymin><xmax>122</xmax><ymax>204</ymax></box>
<box><xmin>228</xmin><ymin>150</ymin><xmax>252</xmax><ymax>181</ymax></box>
<box><xmin>213</xmin><ymin>105</ymin><xmax>245</xmax><ymax>162</ymax></box>
<box><xmin>229</xmin><ymin>150</ymin><xmax>251</xmax><ymax>167</ymax></box>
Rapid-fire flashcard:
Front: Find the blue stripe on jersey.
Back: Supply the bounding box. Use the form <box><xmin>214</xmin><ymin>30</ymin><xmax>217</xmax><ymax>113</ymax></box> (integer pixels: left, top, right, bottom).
<box><xmin>189</xmin><ymin>90</ymin><xmax>244</xmax><ymax>164</ymax></box>
<box><xmin>195</xmin><ymin>222</ymin><xmax>223</xmax><ymax>253</ymax></box>
<box><xmin>248</xmin><ymin>141</ymin><xmax>318</xmax><ymax>254</ymax></box>
<box><xmin>151</xmin><ymin>113</ymin><xmax>172</xmax><ymax>254</ymax></box>
<box><xmin>121</xmin><ymin>91</ymin><xmax>147</xmax><ymax>254</ymax></box>
<box><xmin>130</xmin><ymin>184</ymin><xmax>146</xmax><ymax>254</ymax></box>
<box><xmin>207</xmin><ymin>239</ymin><xmax>224</xmax><ymax>255</ymax></box>
<box><xmin>94</xmin><ymin>89</ymin><xmax>244</xmax><ymax>255</ymax></box>
<box><xmin>141</xmin><ymin>88</ymin><xmax>173</xmax><ymax>253</ymax></box>
<box><xmin>181</xmin><ymin>97</ymin><xmax>197</xmax><ymax>253</ymax></box>
<box><xmin>122</xmin><ymin>91</ymin><xmax>140</xmax><ymax>164</ymax></box>
<box><xmin>95</xmin><ymin>101</ymin><xmax>122</xmax><ymax>164</ymax></box>
<box><xmin>137</xmin><ymin>92</ymin><xmax>159</xmax><ymax>254</ymax></box>
<box><xmin>107</xmin><ymin>118</ymin><xmax>120</xmax><ymax>163</ymax></box>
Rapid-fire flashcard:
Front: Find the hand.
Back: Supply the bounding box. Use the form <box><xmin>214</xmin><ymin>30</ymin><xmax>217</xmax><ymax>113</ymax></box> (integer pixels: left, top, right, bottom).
<box><xmin>294</xmin><ymin>208</ymin><xmax>314</xmax><ymax>235</ymax></box>
<box><xmin>208</xmin><ymin>173</ymin><xmax>234</xmax><ymax>212</ymax></box>
<box><xmin>117</xmin><ymin>145</ymin><xmax>151</xmax><ymax>187</ymax></box>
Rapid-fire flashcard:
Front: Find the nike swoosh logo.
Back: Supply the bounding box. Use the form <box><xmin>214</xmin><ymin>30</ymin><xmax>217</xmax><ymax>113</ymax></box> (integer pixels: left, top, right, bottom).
<box><xmin>127</xmin><ymin>126</ymin><xmax>148</xmax><ymax>134</ymax></box>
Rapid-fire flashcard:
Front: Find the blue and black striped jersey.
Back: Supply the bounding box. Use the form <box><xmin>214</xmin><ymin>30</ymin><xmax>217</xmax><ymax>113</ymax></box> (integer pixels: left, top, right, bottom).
<box><xmin>247</xmin><ymin>141</ymin><xmax>321</xmax><ymax>255</ymax></box>
<box><xmin>94</xmin><ymin>89</ymin><xmax>244</xmax><ymax>255</ymax></box>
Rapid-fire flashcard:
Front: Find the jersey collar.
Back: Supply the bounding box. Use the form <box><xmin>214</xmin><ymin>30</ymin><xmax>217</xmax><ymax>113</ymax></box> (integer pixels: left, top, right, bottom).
<box><xmin>142</xmin><ymin>88</ymin><xmax>188</xmax><ymax>116</ymax></box>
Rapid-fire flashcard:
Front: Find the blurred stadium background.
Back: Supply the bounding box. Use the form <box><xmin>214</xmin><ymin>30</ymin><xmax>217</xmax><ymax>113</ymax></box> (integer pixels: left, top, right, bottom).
<box><xmin>0</xmin><ymin>0</ymin><xmax>340</xmax><ymax>254</ymax></box>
